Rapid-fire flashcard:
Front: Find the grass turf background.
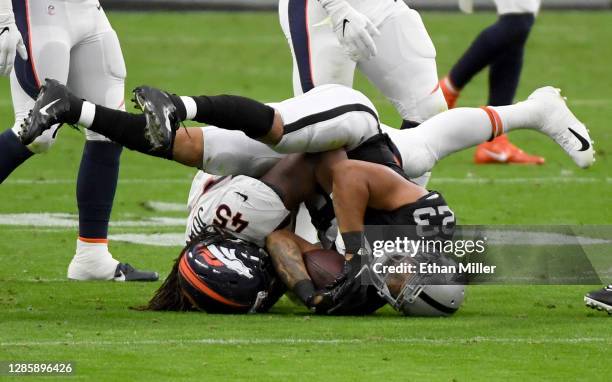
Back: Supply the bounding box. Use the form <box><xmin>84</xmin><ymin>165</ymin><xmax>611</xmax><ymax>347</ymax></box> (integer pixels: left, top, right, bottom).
<box><xmin>0</xmin><ymin>11</ymin><xmax>611</xmax><ymax>381</ymax></box>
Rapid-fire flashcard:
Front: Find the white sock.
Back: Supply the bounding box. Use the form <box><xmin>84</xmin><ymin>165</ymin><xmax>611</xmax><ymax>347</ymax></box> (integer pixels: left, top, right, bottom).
<box><xmin>489</xmin><ymin>99</ymin><xmax>544</xmax><ymax>132</ymax></box>
<box><xmin>181</xmin><ymin>96</ymin><xmax>198</xmax><ymax>120</ymax></box>
<box><xmin>78</xmin><ymin>101</ymin><xmax>96</xmax><ymax>128</ymax></box>
<box><xmin>386</xmin><ymin>108</ymin><xmax>496</xmax><ymax>178</ymax></box>
<box><xmin>443</xmin><ymin>77</ymin><xmax>459</xmax><ymax>95</ymax></box>
<box><xmin>67</xmin><ymin>239</ymin><xmax>119</xmax><ymax>281</ymax></box>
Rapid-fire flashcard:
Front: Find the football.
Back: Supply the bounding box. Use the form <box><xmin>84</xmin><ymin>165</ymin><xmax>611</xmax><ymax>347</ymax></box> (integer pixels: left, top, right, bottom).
<box><xmin>302</xmin><ymin>249</ymin><xmax>345</xmax><ymax>288</ymax></box>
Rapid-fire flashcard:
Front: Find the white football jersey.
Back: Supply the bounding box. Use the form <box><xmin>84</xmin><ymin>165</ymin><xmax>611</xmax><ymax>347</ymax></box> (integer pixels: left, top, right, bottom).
<box><xmin>185</xmin><ymin>172</ymin><xmax>290</xmax><ymax>247</ymax></box>
<box><xmin>329</xmin><ymin>0</ymin><xmax>408</xmax><ymax>27</ymax></box>
<box><xmin>494</xmin><ymin>0</ymin><xmax>541</xmax><ymax>14</ymax></box>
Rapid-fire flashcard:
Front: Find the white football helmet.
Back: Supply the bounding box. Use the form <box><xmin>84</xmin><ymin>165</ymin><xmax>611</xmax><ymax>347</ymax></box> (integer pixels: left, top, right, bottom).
<box><xmin>368</xmin><ymin>251</ymin><xmax>465</xmax><ymax>317</ymax></box>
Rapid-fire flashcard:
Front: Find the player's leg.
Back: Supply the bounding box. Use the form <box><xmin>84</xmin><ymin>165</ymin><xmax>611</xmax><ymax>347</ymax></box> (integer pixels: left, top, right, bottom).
<box><xmin>64</xmin><ymin>8</ymin><xmax>156</xmax><ymax>282</ymax></box>
<box><xmin>198</xmin><ymin>126</ymin><xmax>285</xmax><ymax>177</ymax></box>
<box><xmin>278</xmin><ymin>0</ymin><xmax>356</xmax><ymax>95</ymax></box>
<box><xmin>473</xmin><ymin>11</ymin><xmax>542</xmax><ymax>165</ymax></box>
<box><xmin>358</xmin><ymin>7</ymin><xmax>447</xmax><ymax>126</ymax></box>
<box><xmin>130</xmin><ymin>83</ymin><xmax>380</xmax><ymax>156</ymax></box>
<box><xmin>384</xmin><ymin>87</ymin><xmax>594</xmax><ymax>179</ymax></box>
<box><xmin>356</xmin><ymin>7</ymin><xmax>445</xmax><ymax>186</ymax></box>
<box><xmin>0</xmin><ymin>2</ymin><xmax>71</xmax><ymax>182</ymax></box>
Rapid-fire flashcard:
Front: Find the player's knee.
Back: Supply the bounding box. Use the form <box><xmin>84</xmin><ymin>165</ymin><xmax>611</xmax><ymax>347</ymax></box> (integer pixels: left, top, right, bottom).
<box><xmin>416</xmin><ymin>89</ymin><xmax>448</xmax><ymax>122</ymax></box>
<box><xmin>402</xmin><ymin>147</ymin><xmax>437</xmax><ymax>179</ymax></box>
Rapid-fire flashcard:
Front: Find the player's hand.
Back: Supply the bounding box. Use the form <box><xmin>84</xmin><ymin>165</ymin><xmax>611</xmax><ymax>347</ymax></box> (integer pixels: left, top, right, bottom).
<box><xmin>0</xmin><ymin>13</ymin><xmax>28</xmax><ymax>76</ymax></box>
<box><xmin>320</xmin><ymin>0</ymin><xmax>380</xmax><ymax>61</ymax></box>
<box><xmin>458</xmin><ymin>0</ymin><xmax>474</xmax><ymax>14</ymax></box>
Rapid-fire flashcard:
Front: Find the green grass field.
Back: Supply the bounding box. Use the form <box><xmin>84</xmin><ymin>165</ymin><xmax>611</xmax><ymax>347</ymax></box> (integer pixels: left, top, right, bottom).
<box><xmin>0</xmin><ymin>11</ymin><xmax>611</xmax><ymax>381</ymax></box>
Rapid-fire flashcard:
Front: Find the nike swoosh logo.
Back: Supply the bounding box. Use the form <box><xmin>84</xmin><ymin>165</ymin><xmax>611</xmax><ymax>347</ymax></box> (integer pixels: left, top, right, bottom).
<box><xmin>235</xmin><ymin>192</ymin><xmax>248</xmax><ymax>202</ymax></box>
<box><xmin>568</xmin><ymin>127</ymin><xmax>590</xmax><ymax>152</ymax></box>
<box><xmin>342</xmin><ymin>19</ymin><xmax>350</xmax><ymax>36</ymax></box>
<box><xmin>482</xmin><ymin>149</ymin><xmax>509</xmax><ymax>162</ymax></box>
<box><xmin>39</xmin><ymin>99</ymin><xmax>61</xmax><ymax>116</ymax></box>
<box><xmin>96</xmin><ymin>4</ymin><xmax>101</xmax><ymax>10</ymax></box>
<box><xmin>0</xmin><ymin>27</ymin><xmax>9</xmax><ymax>36</ymax></box>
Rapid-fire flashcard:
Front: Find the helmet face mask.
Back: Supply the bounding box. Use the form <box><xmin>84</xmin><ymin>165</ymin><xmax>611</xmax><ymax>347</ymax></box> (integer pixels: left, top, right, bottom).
<box><xmin>367</xmin><ymin>250</ymin><xmax>465</xmax><ymax>317</ymax></box>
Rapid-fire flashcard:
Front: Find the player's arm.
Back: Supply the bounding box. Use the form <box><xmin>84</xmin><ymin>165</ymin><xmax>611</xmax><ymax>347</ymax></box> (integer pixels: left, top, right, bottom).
<box><xmin>266</xmin><ymin>229</ymin><xmax>322</xmax><ymax>308</ymax></box>
<box><xmin>317</xmin><ymin>0</ymin><xmax>380</xmax><ymax>60</ymax></box>
<box><xmin>0</xmin><ymin>0</ymin><xmax>27</xmax><ymax>76</ymax></box>
<box><xmin>316</xmin><ymin>152</ymin><xmax>427</xmax><ymax>255</ymax></box>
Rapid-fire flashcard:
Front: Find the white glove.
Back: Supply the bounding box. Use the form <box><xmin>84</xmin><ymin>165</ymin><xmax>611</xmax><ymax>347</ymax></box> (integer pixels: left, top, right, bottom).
<box><xmin>458</xmin><ymin>0</ymin><xmax>474</xmax><ymax>14</ymax></box>
<box><xmin>0</xmin><ymin>13</ymin><xmax>28</xmax><ymax>76</ymax></box>
<box><xmin>319</xmin><ymin>0</ymin><xmax>380</xmax><ymax>61</ymax></box>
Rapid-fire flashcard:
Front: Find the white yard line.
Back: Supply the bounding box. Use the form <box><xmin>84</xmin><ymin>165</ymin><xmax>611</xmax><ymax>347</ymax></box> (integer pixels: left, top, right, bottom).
<box><xmin>1</xmin><ymin>337</ymin><xmax>609</xmax><ymax>347</ymax></box>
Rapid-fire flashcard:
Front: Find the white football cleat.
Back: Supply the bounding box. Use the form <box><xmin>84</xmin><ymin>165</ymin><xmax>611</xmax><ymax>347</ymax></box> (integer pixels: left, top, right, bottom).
<box><xmin>528</xmin><ymin>86</ymin><xmax>594</xmax><ymax>168</ymax></box>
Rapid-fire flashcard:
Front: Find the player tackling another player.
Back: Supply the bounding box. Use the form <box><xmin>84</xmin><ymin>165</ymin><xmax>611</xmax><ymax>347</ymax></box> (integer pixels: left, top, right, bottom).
<box><xmin>15</xmin><ymin>78</ymin><xmax>603</xmax><ymax>314</ymax></box>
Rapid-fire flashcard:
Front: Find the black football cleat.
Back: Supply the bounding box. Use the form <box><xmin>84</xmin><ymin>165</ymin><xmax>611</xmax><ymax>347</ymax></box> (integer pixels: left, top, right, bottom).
<box><xmin>584</xmin><ymin>285</ymin><xmax>612</xmax><ymax>315</ymax></box>
<box><xmin>132</xmin><ymin>86</ymin><xmax>179</xmax><ymax>154</ymax></box>
<box><xmin>113</xmin><ymin>263</ymin><xmax>159</xmax><ymax>282</ymax></box>
<box><xmin>18</xmin><ymin>79</ymin><xmax>73</xmax><ymax>146</ymax></box>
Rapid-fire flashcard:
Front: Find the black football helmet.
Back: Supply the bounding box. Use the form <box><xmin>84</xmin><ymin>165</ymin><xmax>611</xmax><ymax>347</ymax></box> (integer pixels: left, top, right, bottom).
<box><xmin>177</xmin><ymin>226</ymin><xmax>284</xmax><ymax>314</ymax></box>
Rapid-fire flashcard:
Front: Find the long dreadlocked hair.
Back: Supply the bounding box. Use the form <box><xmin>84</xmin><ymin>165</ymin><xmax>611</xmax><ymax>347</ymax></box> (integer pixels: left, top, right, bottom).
<box><xmin>135</xmin><ymin>226</ymin><xmax>235</xmax><ymax>311</ymax></box>
<box><xmin>131</xmin><ymin>248</ymin><xmax>194</xmax><ymax>311</ymax></box>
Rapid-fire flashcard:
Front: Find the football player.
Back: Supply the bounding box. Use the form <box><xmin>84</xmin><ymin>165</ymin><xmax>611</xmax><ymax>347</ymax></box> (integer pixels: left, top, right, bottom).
<box><xmin>278</xmin><ymin>0</ymin><xmax>446</xmax><ymax>131</ymax></box>
<box><xmin>141</xmin><ymin>147</ymin><xmax>460</xmax><ymax>315</ymax></box>
<box><xmin>266</xmin><ymin>229</ymin><xmax>464</xmax><ymax>316</ymax></box>
<box><xmin>440</xmin><ymin>0</ymin><xmax>543</xmax><ymax>164</ymax></box>
<box><xmin>0</xmin><ymin>0</ymin><xmax>156</xmax><ymax>281</ymax></box>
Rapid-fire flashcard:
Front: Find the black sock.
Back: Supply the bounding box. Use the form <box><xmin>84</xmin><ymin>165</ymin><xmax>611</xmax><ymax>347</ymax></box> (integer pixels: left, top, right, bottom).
<box><xmin>76</xmin><ymin>141</ymin><xmax>122</xmax><ymax>239</ymax></box>
<box><xmin>0</xmin><ymin>129</ymin><xmax>33</xmax><ymax>183</ymax></box>
<box><xmin>188</xmin><ymin>94</ymin><xmax>275</xmax><ymax>139</ymax></box>
<box><xmin>167</xmin><ymin>93</ymin><xmax>187</xmax><ymax>121</ymax></box>
<box><xmin>88</xmin><ymin>106</ymin><xmax>172</xmax><ymax>159</ymax></box>
<box><xmin>449</xmin><ymin>13</ymin><xmax>535</xmax><ymax>91</ymax></box>
<box><xmin>65</xmin><ymin>95</ymin><xmax>85</xmax><ymax>125</ymax></box>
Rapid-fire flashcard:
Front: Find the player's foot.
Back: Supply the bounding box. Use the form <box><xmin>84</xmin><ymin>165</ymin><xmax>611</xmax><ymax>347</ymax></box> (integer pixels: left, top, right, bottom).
<box><xmin>18</xmin><ymin>78</ymin><xmax>72</xmax><ymax>146</ymax></box>
<box><xmin>584</xmin><ymin>285</ymin><xmax>612</xmax><ymax>315</ymax></box>
<box><xmin>474</xmin><ymin>135</ymin><xmax>545</xmax><ymax>165</ymax></box>
<box><xmin>528</xmin><ymin>86</ymin><xmax>595</xmax><ymax>168</ymax></box>
<box><xmin>68</xmin><ymin>257</ymin><xmax>158</xmax><ymax>282</ymax></box>
<box><xmin>113</xmin><ymin>263</ymin><xmax>159</xmax><ymax>282</ymax></box>
<box><xmin>132</xmin><ymin>86</ymin><xmax>179</xmax><ymax>153</ymax></box>
<box><xmin>68</xmin><ymin>240</ymin><xmax>159</xmax><ymax>282</ymax></box>
<box><xmin>439</xmin><ymin>77</ymin><xmax>460</xmax><ymax>109</ymax></box>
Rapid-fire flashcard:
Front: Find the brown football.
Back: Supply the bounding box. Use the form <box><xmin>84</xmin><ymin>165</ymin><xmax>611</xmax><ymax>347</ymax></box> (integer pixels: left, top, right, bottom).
<box><xmin>302</xmin><ymin>249</ymin><xmax>345</xmax><ymax>289</ymax></box>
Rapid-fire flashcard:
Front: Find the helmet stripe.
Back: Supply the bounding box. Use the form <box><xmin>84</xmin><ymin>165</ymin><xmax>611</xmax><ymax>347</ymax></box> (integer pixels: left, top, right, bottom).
<box><xmin>178</xmin><ymin>255</ymin><xmax>248</xmax><ymax>308</ymax></box>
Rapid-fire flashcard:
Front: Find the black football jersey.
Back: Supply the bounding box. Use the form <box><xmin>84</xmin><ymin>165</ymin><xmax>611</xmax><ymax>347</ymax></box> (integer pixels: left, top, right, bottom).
<box><xmin>364</xmin><ymin>191</ymin><xmax>456</xmax><ymax>241</ymax></box>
